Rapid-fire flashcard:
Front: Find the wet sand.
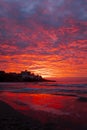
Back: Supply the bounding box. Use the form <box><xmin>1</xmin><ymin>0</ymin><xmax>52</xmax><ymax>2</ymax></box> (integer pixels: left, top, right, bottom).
<box><xmin>0</xmin><ymin>100</ymin><xmax>43</xmax><ymax>130</ymax></box>
<box><xmin>0</xmin><ymin>99</ymin><xmax>87</xmax><ymax>130</ymax></box>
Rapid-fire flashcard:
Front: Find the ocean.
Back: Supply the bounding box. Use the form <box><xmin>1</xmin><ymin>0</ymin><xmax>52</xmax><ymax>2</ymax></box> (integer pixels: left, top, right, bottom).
<box><xmin>0</xmin><ymin>79</ymin><xmax>87</xmax><ymax>97</ymax></box>
<box><xmin>0</xmin><ymin>79</ymin><xmax>87</xmax><ymax>129</ymax></box>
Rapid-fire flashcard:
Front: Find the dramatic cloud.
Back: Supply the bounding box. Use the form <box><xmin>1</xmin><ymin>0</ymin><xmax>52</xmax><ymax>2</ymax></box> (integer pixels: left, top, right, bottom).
<box><xmin>0</xmin><ymin>0</ymin><xmax>87</xmax><ymax>78</ymax></box>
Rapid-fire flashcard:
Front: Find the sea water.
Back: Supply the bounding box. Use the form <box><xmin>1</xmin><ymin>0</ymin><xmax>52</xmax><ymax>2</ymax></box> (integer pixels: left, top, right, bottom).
<box><xmin>0</xmin><ymin>79</ymin><xmax>87</xmax><ymax>97</ymax></box>
<box><xmin>0</xmin><ymin>79</ymin><xmax>87</xmax><ymax>119</ymax></box>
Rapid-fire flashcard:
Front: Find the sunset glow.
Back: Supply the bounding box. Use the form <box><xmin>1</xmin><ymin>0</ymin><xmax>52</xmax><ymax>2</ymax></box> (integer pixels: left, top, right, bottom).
<box><xmin>0</xmin><ymin>0</ymin><xmax>87</xmax><ymax>78</ymax></box>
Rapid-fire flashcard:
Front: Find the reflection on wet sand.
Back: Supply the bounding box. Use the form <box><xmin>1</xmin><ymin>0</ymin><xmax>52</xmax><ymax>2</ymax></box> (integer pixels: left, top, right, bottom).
<box><xmin>0</xmin><ymin>92</ymin><xmax>87</xmax><ymax>125</ymax></box>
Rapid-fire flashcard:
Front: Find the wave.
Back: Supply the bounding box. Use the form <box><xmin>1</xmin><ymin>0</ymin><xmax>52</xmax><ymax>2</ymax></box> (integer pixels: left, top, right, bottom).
<box><xmin>2</xmin><ymin>87</ymin><xmax>86</xmax><ymax>97</ymax></box>
<box><xmin>0</xmin><ymin>82</ymin><xmax>87</xmax><ymax>98</ymax></box>
<box><xmin>45</xmin><ymin>83</ymin><xmax>87</xmax><ymax>88</ymax></box>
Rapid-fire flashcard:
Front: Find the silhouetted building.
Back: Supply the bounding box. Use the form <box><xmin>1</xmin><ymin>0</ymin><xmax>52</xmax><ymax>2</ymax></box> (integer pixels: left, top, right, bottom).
<box><xmin>0</xmin><ymin>71</ymin><xmax>5</xmax><ymax>75</ymax></box>
<box><xmin>0</xmin><ymin>70</ymin><xmax>49</xmax><ymax>82</ymax></box>
<box><xmin>21</xmin><ymin>70</ymin><xmax>31</xmax><ymax>79</ymax></box>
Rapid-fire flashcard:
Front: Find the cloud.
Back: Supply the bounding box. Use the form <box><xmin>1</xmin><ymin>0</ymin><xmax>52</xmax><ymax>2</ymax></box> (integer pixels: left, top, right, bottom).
<box><xmin>0</xmin><ymin>0</ymin><xmax>87</xmax><ymax>77</ymax></box>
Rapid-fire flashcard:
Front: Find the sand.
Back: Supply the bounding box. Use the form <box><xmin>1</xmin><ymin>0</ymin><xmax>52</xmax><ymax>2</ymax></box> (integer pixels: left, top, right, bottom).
<box><xmin>0</xmin><ymin>100</ymin><xmax>87</xmax><ymax>130</ymax></box>
<box><xmin>0</xmin><ymin>100</ymin><xmax>43</xmax><ymax>130</ymax></box>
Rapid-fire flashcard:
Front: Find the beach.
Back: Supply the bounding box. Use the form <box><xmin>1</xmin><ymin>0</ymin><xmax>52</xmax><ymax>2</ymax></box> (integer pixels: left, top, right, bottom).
<box><xmin>0</xmin><ymin>95</ymin><xmax>87</xmax><ymax>130</ymax></box>
<box><xmin>0</xmin><ymin>100</ymin><xmax>44</xmax><ymax>130</ymax></box>
<box><xmin>0</xmin><ymin>82</ymin><xmax>87</xmax><ymax>130</ymax></box>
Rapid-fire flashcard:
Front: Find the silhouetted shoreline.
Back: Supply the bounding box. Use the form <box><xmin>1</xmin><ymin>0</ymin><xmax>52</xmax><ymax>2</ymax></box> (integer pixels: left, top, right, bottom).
<box><xmin>0</xmin><ymin>70</ymin><xmax>55</xmax><ymax>82</ymax></box>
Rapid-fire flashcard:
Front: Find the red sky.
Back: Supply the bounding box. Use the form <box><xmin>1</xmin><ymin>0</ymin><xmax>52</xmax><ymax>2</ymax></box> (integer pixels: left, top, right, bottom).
<box><xmin>0</xmin><ymin>0</ymin><xmax>87</xmax><ymax>78</ymax></box>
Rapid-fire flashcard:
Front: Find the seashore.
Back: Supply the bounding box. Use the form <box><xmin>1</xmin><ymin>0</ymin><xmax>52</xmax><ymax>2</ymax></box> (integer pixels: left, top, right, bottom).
<box><xmin>0</xmin><ymin>94</ymin><xmax>87</xmax><ymax>130</ymax></box>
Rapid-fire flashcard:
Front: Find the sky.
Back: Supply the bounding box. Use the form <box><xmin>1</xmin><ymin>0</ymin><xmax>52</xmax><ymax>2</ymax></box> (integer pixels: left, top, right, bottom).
<box><xmin>0</xmin><ymin>0</ymin><xmax>87</xmax><ymax>78</ymax></box>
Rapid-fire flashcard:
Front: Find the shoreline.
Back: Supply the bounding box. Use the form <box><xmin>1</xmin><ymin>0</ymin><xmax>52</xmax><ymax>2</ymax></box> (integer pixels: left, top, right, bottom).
<box><xmin>0</xmin><ymin>97</ymin><xmax>87</xmax><ymax>130</ymax></box>
<box><xmin>0</xmin><ymin>79</ymin><xmax>56</xmax><ymax>83</ymax></box>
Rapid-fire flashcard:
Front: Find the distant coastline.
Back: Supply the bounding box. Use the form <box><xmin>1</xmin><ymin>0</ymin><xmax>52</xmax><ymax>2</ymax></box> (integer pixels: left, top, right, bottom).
<box><xmin>0</xmin><ymin>70</ymin><xmax>55</xmax><ymax>82</ymax></box>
